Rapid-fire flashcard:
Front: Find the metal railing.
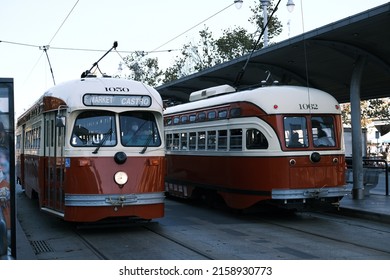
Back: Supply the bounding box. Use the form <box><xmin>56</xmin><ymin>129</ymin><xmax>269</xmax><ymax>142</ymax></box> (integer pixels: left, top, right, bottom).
<box><xmin>346</xmin><ymin>157</ymin><xmax>389</xmax><ymax>196</ymax></box>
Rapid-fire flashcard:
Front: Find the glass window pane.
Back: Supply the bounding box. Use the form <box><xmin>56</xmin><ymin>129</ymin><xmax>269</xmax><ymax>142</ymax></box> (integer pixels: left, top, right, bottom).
<box><xmin>120</xmin><ymin>111</ymin><xmax>161</xmax><ymax>147</ymax></box>
<box><xmin>283</xmin><ymin>116</ymin><xmax>308</xmax><ymax>148</ymax></box>
<box><xmin>71</xmin><ymin>111</ymin><xmax>116</xmax><ymax>147</ymax></box>
<box><xmin>230</xmin><ymin>129</ymin><xmax>242</xmax><ymax>150</ymax></box>
<box><xmin>218</xmin><ymin>130</ymin><xmax>227</xmax><ymax>151</ymax></box>
<box><xmin>189</xmin><ymin>132</ymin><xmax>196</xmax><ymax>150</ymax></box>
<box><xmin>246</xmin><ymin>129</ymin><xmax>268</xmax><ymax>149</ymax></box>
<box><xmin>198</xmin><ymin>112</ymin><xmax>206</xmax><ymax>122</ymax></box>
<box><xmin>198</xmin><ymin>131</ymin><xmax>206</xmax><ymax>150</ymax></box>
<box><xmin>166</xmin><ymin>133</ymin><xmax>172</xmax><ymax>150</ymax></box>
<box><xmin>180</xmin><ymin>132</ymin><xmax>188</xmax><ymax>150</ymax></box>
<box><xmin>218</xmin><ymin>110</ymin><xmax>227</xmax><ymax>119</ymax></box>
<box><xmin>312</xmin><ymin>116</ymin><xmax>336</xmax><ymax>147</ymax></box>
<box><xmin>208</xmin><ymin>111</ymin><xmax>216</xmax><ymax>120</ymax></box>
<box><xmin>207</xmin><ymin>131</ymin><xmax>216</xmax><ymax>150</ymax></box>
<box><xmin>172</xmin><ymin>133</ymin><xmax>179</xmax><ymax>150</ymax></box>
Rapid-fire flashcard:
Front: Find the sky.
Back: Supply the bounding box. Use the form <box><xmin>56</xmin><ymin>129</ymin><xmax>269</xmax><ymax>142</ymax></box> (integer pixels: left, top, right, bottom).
<box><xmin>1</xmin><ymin>0</ymin><xmax>389</xmax><ymax>117</ymax></box>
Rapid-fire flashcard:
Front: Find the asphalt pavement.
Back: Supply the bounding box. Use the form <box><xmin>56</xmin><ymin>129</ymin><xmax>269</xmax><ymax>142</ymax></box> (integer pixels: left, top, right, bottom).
<box><xmin>12</xmin><ymin>175</ymin><xmax>390</xmax><ymax>260</ymax></box>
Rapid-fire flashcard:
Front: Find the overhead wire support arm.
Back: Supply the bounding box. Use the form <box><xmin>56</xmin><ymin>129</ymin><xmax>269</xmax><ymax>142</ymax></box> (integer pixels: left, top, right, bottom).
<box><xmin>81</xmin><ymin>41</ymin><xmax>118</xmax><ymax>78</ymax></box>
<box><xmin>40</xmin><ymin>45</ymin><xmax>56</xmax><ymax>85</ymax></box>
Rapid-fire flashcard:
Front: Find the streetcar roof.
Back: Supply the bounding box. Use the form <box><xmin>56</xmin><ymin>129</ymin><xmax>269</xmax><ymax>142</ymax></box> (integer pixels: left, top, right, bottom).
<box><xmin>18</xmin><ymin>77</ymin><xmax>162</xmax><ymax>119</ymax></box>
<box><xmin>42</xmin><ymin>77</ymin><xmax>163</xmax><ymax>110</ymax></box>
<box><xmin>164</xmin><ymin>85</ymin><xmax>341</xmax><ymax>115</ymax></box>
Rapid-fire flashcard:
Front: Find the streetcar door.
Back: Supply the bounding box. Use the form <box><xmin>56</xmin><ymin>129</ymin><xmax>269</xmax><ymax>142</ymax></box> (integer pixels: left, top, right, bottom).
<box><xmin>43</xmin><ymin>112</ymin><xmax>66</xmax><ymax>214</ymax></box>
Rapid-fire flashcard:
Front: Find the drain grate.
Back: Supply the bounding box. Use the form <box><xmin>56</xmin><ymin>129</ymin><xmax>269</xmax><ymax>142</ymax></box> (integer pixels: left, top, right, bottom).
<box><xmin>30</xmin><ymin>240</ymin><xmax>54</xmax><ymax>254</ymax></box>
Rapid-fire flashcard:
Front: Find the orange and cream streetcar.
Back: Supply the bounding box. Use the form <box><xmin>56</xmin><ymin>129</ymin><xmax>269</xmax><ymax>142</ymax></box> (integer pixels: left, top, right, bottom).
<box><xmin>16</xmin><ymin>76</ymin><xmax>165</xmax><ymax>222</ymax></box>
<box><xmin>164</xmin><ymin>84</ymin><xmax>349</xmax><ymax>210</ymax></box>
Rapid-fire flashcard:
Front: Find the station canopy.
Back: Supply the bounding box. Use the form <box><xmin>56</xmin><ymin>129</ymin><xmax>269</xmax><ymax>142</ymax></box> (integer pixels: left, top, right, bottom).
<box><xmin>157</xmin><ymin>3</ymin><xmax>390</xmax><ymax>105</ymax></box>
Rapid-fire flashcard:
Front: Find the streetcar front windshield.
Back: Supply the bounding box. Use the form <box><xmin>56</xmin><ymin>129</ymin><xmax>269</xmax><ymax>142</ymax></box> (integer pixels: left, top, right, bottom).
<box><xmin>120</xmin><ymin>111</ymin><xmax>161</xmax><ymax>147</ymax></box>
<box><xmin>283</xmin><ymin>116</ymin><xmax>309</xmax><ymax>148</ymax></box>
<box><xmin>312</xmin><ymin>116</ymin><xmax>336</xmax><ymax>147</ymax></box>
<box><xmin>71</xmin><ymin>111</ymin><xmax>116</xmax><ymax>147</ymax></box>
<box><xmin>283</xmin><ymin>115</ymin><xmax>336</xmax><ymax>148</ymax></box>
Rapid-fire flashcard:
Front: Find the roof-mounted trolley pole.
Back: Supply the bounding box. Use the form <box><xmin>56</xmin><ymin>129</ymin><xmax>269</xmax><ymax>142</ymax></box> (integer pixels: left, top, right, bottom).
<box><xmin>351</xmin><ymin>55</ymin><xmax>366</xmax><ymax>200</ymax></box>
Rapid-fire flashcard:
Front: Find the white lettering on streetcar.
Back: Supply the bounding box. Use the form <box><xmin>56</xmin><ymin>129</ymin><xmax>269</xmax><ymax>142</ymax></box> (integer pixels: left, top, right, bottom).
<box><xmin>91</xmin><ymin>96</ymin><xmax>113</xmax><ymax>104</ymax></box>
<box><xmin>83</xmin><ymin>94</ymin><xmax>151</xmax><ymax>107</ymax></box>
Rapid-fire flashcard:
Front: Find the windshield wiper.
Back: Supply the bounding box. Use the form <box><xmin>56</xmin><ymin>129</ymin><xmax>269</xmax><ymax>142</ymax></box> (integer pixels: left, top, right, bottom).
<box><xmin>139</xmin><ymin>133</ymin><xmax>153</xmax><ymax>154</ymax></box>
<box><xmin>93</xmin><ymin>128</ymin><xmax>112</xmax><ymax>154</ymax></box>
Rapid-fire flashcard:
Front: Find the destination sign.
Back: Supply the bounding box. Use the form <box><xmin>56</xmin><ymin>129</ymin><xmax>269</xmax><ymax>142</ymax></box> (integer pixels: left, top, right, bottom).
<box><xmin>83</xmin><ymin>94</ymin><xmax>151</xmax><ymax>107</ymax></box>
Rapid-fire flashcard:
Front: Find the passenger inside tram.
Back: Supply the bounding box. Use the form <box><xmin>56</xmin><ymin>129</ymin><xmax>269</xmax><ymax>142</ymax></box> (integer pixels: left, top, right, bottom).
<box><xmin>288</xmin><ymin>132</ymin><xmax>303</xmax><ymax>147</ymax></box>
<box><xmin>314</xmin><ymin>129</ymin><xmax>334</xmax><ymax>147</ymax></box>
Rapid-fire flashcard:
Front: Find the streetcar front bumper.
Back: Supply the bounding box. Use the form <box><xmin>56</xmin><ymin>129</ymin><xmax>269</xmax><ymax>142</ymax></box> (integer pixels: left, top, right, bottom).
<box><xmin>272</xmin><ymin>186</ymin><xmax>350</xmax><ymax>201</ymax></box>
<box><xmin>65</xmin><ymin>192</ymin><xmax>165</xmax><ymax>207</ymax></box>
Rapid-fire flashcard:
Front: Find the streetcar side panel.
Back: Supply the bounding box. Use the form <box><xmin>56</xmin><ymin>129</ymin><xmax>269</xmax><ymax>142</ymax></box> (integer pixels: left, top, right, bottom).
<box><xmin>164</xmin><ymin>85</ymin><xmax>348</xmax><ymax>210</ymax></box>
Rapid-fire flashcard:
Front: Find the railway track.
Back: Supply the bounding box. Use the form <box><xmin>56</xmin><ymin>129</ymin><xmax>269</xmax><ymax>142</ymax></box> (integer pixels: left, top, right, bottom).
<box><xmin>17</xmin><ymin>191</ymin><xmax>390</xmax><ymax>260</ymax></box>
<box><xmin>71</xmin><ymin>221</ymin><xmax>215</xmax><ymax>260</ymax></box>
<box><xmin>256</xmin><ymin>211</ymin><xmax>390</xmax><ymax>257</ymax></box>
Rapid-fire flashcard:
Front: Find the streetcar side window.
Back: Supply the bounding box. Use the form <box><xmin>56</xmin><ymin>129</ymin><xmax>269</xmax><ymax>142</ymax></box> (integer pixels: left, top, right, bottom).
<box><xmin>218</xmin><ymin>110</ymin><xmax>227</xmax><ymax>119</ymax></box>
<box><xmin>207</xmin><ymin>131</ymin><xmax>216</xmax><ymax>150</ymax></box>
<box><xmin>120</xmin><ymin>111</ymin><xmax>161</xmax><ymax>147</ymax></box>
<box><xmin>312</xmin><ymin>116</ymin><xmax>336</xmax><ymax>147</ymax></box>
<box><xmin>172</xmin><ymin>133</ymin><xmax>179</xmax><ymax>150</ymax></box>
<box><xmin>166</xmin><ymin>133</ymin><xmax>173</xmax><ymax>150</ymax></box>
<box><xmin>180</xmin><ymin>133</ymin><xmax>188</xmax><ymax>150</ymax></box>
<box><xmin>217</xmin><ymin>130</ymin><xmax>228</xmax><ymax>151</ymax></box>
<box><xmin>16</xmin><ymin>134</ymin><xmax>21</xmax><ymax>150</ymax></box>
<box><xmin>181</xmin><ymin>115</ymin><xmax>188</xmax><ymax>124</ymax></box>
<box><xmin>208</xmin><ymin>111</ymin><xmax>216</xmax><ymax>120</ymax></box>
<box><xmin>198</xmin><ymin>131</ymin><xmax>206</xmax><ymax>150</ymax></box>
<box><xmin>283</xmin><ymin>116</ymin><xmax>308</xmax><ymax>148</ymax></box>
<box><xmin>246</xmin><ymin>129</ymin><xmax>268</xmax><ymax>149</ymax></box>
<box><xmin>198</xmin><ymin>112</ymin><xmax>206</xmax><ymax>122</ymax></box>
<box><xmin>230</xmin><ymin>108</ymin><xmax>241</xmax><ymax>118</ymax></box>
<box><xmin>71</xmin><ymin>111</ymin><xmax>116</xmax><ymax>147</ymax></box>
<box><xmin>189</xmin><ymin>132</ymin><xmax>196</xmax><ymax>150</ymax></box>
<box><xmin>230</xmin><ymin>129</ymin><xmax>242</xmax><ymax>150</ymax></box>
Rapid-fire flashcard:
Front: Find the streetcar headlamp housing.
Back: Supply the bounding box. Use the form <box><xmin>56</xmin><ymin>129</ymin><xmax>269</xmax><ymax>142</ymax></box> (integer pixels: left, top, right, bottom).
<box><xmin>114</xmin><ymin>171</ymin><xmax>128</xmax><ymax>186</ymax></box>
<box><xmin>310</xmin><ymin>152</ymin><xmax>321</xmax><ymax>163</ymax></box>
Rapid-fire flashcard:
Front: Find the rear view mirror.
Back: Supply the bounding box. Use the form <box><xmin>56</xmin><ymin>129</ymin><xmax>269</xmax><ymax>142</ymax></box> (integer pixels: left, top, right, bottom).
<box><xmin>56</xmin><ymin>115</ymin><xmax>66</xmax><ymax>127</ymax></box>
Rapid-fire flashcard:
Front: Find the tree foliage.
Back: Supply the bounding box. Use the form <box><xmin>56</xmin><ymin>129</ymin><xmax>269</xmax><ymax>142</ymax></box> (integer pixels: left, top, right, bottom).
<box><xmin>341</xmin><ymin>98</ymin><xmax>390</xmax><ymax>128</ymax></box>
<box><xmin>121</xmin><ymin>51</ymin><xmax>163</xmax><ymax>87</ymax></box>
<box><xmin>121</xmin><ymin>0</ymin><xmax>282</xmax><ymax>85</ymax></box>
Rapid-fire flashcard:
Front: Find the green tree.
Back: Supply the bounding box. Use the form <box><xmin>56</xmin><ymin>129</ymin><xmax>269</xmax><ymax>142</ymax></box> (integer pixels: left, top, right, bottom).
<box><xmin>248</xmin><ymin>0</ymin><xmax>283</xmax><ymax>47</ymax></box>
<box><xmin>215</xmin><ymin>26</ymin><xmax>256</xmax><ymax>61</ymax></box>
<box><xmin>341</xmin><ymin>98</ymin><xmax>390</xmax><ymax>128</ymax></box>
<box><xmin>121</xmin><ymin>51</ymin><xmax>163</xmax><ymax>87</ymax></box>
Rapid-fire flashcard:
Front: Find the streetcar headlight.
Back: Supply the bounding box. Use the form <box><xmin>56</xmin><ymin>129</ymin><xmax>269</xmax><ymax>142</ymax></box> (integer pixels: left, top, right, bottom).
<box><xmin>114</xmin><ymin>171</ymin><xmax>128</xmax><ymax>185</ymax></box>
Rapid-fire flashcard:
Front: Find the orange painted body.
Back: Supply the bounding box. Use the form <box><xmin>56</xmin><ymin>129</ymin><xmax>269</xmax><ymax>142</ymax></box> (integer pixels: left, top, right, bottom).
<box><xmin>18</xmin><ymin>154</ymin><xmax>165</xmax><ymax>222</ymax></box>
<box><xmin>166</xmin><ymin>154</ymin><xmax>345</xmax><ymax>209</ymax></box>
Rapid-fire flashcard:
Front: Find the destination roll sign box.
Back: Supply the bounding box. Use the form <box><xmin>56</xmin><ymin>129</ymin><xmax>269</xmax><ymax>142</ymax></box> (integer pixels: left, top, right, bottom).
<box><xmin>83</xmin><ymin>94</ymin><xmax>152</xmax><ymax>107</ymax></box>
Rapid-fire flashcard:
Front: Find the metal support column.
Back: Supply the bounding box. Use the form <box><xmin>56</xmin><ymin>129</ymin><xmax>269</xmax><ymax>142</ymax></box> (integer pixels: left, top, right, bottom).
<box><xmin>350</xmin><ymin>56</ymin><xmax>366</xmax><ymax>199</ymax></box>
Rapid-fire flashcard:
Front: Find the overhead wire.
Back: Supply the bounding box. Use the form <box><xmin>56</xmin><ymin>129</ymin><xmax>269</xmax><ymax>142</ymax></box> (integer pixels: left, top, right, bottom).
<box><xmin>2</xmin><ymin>1</ymin><xmax>237</xmax><ymax>86</ymax></box>
<box><xmin>0</xmin><ymin>39</ymin><xmax>180</xmax><ymax>54</ymax></box>
<box><xmin>47</xmin><ymin>0</ymin><xmax>80</xmax><ymax>45</ymax></box>
<box><xmin>150</xmin><ymin>2</ymin><xmax>236</xmax><ymax>52</ymax></box>
<box><xmin>1</xmin><ymin>2</ymin><xmax>236</xmax><ymax>58</ymax></box>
